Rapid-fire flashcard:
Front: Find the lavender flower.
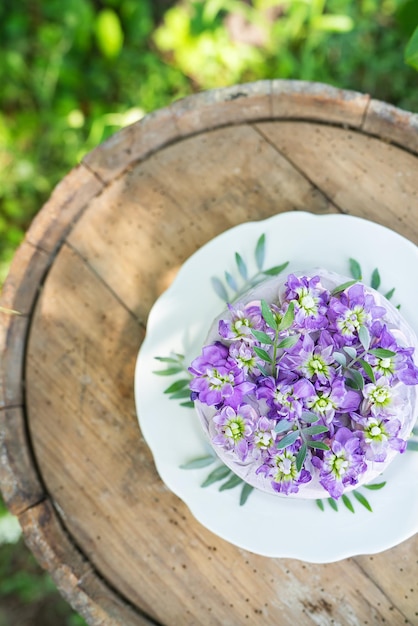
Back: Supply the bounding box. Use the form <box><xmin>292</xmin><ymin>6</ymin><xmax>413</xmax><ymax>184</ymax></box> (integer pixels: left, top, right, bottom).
<box><xmin>351</xmin><ymin>413</ymin><xmax>406</xmax><ymax>462</ymax></box>
<box><xmin>218</xmin><ymin>303</ymin><xmax>263</xmax><ymax>343</ymax></box>
<box><xmin>285</xmin><ymin>274</ymin><xmax>329</xmax><ymax>330</ymax></box>
<box><xmin>257</xmin><ymin>445</ymin><xmax>312</xmax><ymax>495</ymax></box>
<box><xmin>212</xmin><ymin>404</ymin><xmax>257</xmax><ymax>461</ymax></box>
<box><xmin>328</xmin><ymin>283</ymin><xmax>386</xmax><ymax>341</ymax></box>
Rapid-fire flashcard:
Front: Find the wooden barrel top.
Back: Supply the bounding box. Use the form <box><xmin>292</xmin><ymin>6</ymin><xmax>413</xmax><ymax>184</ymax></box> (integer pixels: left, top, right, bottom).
<box><xmin>1</xmin><ymin>80</ymin><xmax>418</xmax><ymax>625</ymax></box>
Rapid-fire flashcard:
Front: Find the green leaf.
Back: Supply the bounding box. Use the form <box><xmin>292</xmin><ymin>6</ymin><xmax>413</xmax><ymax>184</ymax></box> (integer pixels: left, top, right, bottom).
<box><xmin>405</xmin><ymin>24</ymin><xmax>418</xmax><ymax>70</ymax></box>
<box><xmin>301</xmin><ymin>425</ymin><xmax>329</xmax><ymax>436</ymax></box>
<box><xmin>153</xmin><ymin>366</ymin><xmax>184</xmax><ymax>376</ymax></box>
<box><xmin>201</xmin><ymin>465</ymin><xmax>231</xmax><ymax>487</ymax></box>
<box><xmin>384</xmin><ymin>287</ymin><xmax>395</xmax><ymax>301</ymax></box>
<box><xmin>296</xmin><ymin>443</ymin><xmax>307</xmax><ymax>472</ymax></box>
<box><xmin>263</xmin><ymin>261</ymin><xmax>289</xmax><ymax>276</ymax></box>
<box><xmin>353</xmin><ymin>490</ymin><xmax>373</xmax><ymax>512</ymax></box>
<box><xmin>359</xmin><ymin>358</ymin><xmax>375</xmax><ymax>383</ymax></box>
<box><xmin>300</xmin><ymin>411</ymin><xmax>320</xmax><ymax>423</ymax></box>
<box><xmin>180</xmin><ymin>456</ymin><xmax>215</xmax><ymax>469</ymax></box>
<box><xmin>154</xmin><ymin>355</ymin><xmax>184</xmax><ymax>364</ymax></box>
<box><xmin>235</xmin><ymin>252</ymin><xmax>248</xmax><ymax>280</ymax></box>
<box><xmin>251</xmin><ymin>329</ymin><xmax>274</xmax><ymax>345</ymax></box>
<box><xmin>311</xmin><ymin>13</ymin><xmax>354</xmax><ymax>33</ymax></box>
<box><xmin>342</xmin><ymin>494</ymin><xmax>355</xmax><ymax>513</ymax></box>
<box><xmin>255</xmin><ymin>234</ymin><xmax>266</xmax><ymax>270</ymax></box>
<box><xmin>275</xmin><ymin>419</ymin><xmax>293</xmax><ymax>433</ymax></box>
<box><xmin>278</xmin><ymin>301</ymin><xmax>295</xmax><ymax>331</ymax></box>
<box><xmin>240</xmin><ymin>482</ymin><xmax>254</xmax><ymax>506</ymax></box>
<box><xmin>371</xmin><ymin>268</ymin><xmax>381</xmax><ymax>290</ymax></box>
<box><xmin>276</xmin><ymin>430</ymin><xmax>299</xmax><ymax>449</ymax></box>
<box><xmin>168</xmin><ymin>389</ymin><xmax>192</xmax><ymax>400</ymax></box>
<box><xmin>164</xmin><ymin>379</ymin><xmax>190</xmax><ymax>394</ymax></box>
<box><xmin>180</xmin><ymin>401</ymin><xmax>195</xmax><ymax>408</ymax></box>
<box><xmin>333</xmin><ymin>352</ymin><xmax>347</xmax><ymax>367</ymax></box>
<box><xmin>347</xmin><ymin>368</ymin><xmax>364</xmax><ymax>390</ymax></box>
<box><xmin>369</xmin><ymin>348</ymin><xmax>396</xmax><ymax>358</ymax></box>
<box><xmin>363</xmin><ymin>481</ymin><xmax>387</xmax><ymax>490</ymax></box>
<box><xmin>349</xmin><ymin>258</ymin><xmax>362</xmax><ymax>280</ymax></box>
<box><xmin>261</xmin><ymin>299</ymin><xmax>278</xmax><ymax>330</ymax></box>
<box><xmin>331</xmin><ymin>279</ymin><xmax>358</xmax><ymax>295</ymax></box>
<box><xmin>225</xmin><ymin>271</ymin><xmax>238</xmax><ymax>291</ymax></box>
<box><xmin>95</xmin><ymin>9</ymin><xmax>124</xmax><ymax>59</ymax></box>
<box><xmin>277</xmin><ymin>334</ymin><xmax>299</xmax><ymax>350</ymax></box>
<box><xmin>253</xmin><ymin>346</ymin><xmax>273</xmax><ymax>364</ymax></box>
<box><xmin>316</xmin><ymin>499</ymin><xmax>325</xmax><ymax>512</ymax></box>
<box><xmin>219</xmin><ymin>473</ymin><xmax>243</xmax><ymax>491</ymax></box>
<box><xmin>258</xmin><ymin>364</ymin><xmax>270</xmax><ymax>377</ymax></box>
<box><xmin>358</xmin><ymin>325</ymin><xmax>371</xmax><ymax>352</ymax></box>
<box><xmin>307</xmin><ymin>440</ymin><xmax>330</xmax><ymax>451</ymax></box>
<box><xmin>343</xmin><ymin>346</ymin><xmax>357</xmax><ymax>361</ymax></box>
<box><xmin>407</xmin><ymin>441</ymin><xmax>418</xmax><ymax>451</ymax></box>
<box><xmin>211</xmin><ymin>276</ymin><xmax>228</xmax><ymax>301</ymax></box>
<box><xmin>328</xmin><ymin>498</ymin><xmax>338</xmax><ymax>511</ymax></box>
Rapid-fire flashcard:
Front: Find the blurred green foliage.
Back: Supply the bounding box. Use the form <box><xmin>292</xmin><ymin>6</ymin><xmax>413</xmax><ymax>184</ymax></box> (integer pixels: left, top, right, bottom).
<box><xmin>0</xmin><ymin>0</ymin><xmax>417</xmax><ymax>282</ymax></box>
<box><xmin>0</xmin><ymin>0</ymin><xmax>418</xmax><ymax>621</ymax></box>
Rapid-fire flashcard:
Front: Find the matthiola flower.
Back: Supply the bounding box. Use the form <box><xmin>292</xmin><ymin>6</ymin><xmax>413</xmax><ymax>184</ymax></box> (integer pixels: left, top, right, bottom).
<box><xmin>257</xmin><ymin>444</ymin><xmax>312</xmax><ymax>494</ymax></box>
<box><xmin>351</xmin><ymin>413</ymin><xmax>406</xmax><ymax>462</ymax></box>
<box><xmin>212</xmin><ymin>404</ymin><xmax>257</xmax><ymax>461</ymax></box>
<box><xmin>284</xmin><ymin>274</ymin><xmax>329</xmax><ymax>330</ymax></box>
<box><xmin>312</xmin><ymin>427</ymin><xmax>367</xmax><ymax>498</ymax></box>
<box><xmin>256</xmin><ymin>374</ymin><xmax>315</xmax><ymax>420</ymax></box>
<box><xmin>281</xmin><ymin>332</ymin><xmax>335</xmax><ymax>384</ymax></box>
<box><xmin>253</xmin><ymin>416</ymin><xmax>277</xmax><ymax>453</ymax></box>
<box><xmin>305</xmin><ymin>376</ymin><xmax>360</xmax><ymax>424</ymax></box>
<box><xmin>368</xmin><ymin>323</ymin><xmax>418</xmax><ymax>385</ymax></box>
<box><xmin>228</xmin><ymin>341</ymin><xmax>261</xmax><ymax>377</ymax></box>
<box><xmin>189</xmin><ymin>342</ymin><xmax>255</xmax><ymax>407</ymax></box>
<box><xmin>218</xmin><ymin>303</ymin><xmax>263</xmax><ymax>343</ymax></box>
<box><xmin>328</xmin><ymin>283</ymin><xmax>386</xmax><ymax>341</ymax></box>
<box><xmin>361</xmin><ymin>377</ymin><xmax>397</xmax><ymax>417</ymax></box>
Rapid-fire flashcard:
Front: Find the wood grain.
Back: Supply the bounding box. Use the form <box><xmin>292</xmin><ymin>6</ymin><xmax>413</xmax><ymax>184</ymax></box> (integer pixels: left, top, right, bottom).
<box><xmin>1</xmin><ymin>81</ymin><xmax>417</xmax><ymax>625</ymax></box>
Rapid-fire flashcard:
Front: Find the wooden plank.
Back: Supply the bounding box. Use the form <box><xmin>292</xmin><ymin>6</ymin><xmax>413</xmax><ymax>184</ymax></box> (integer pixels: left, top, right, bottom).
<box><xmin>271</xmin><ymin>80</ymin><xmax>370</xmax><ymax>127</ymax></box>
<box><xmin>354</xmin><ymin>535</ymin><xmax>418</xmax><ymax>625</ymax></box>
<box><xmin>0</xmin><ymin>406</ymin><xmax>44</xmax><ymax>515</ymax></box>
<box><xmin>171</xmin><ymin>80</ymin><xmax>272</xmax><ymax>134</ymax></box>
<box><xmin>82</xmin><ymin>107</ymin><xmax>180</xmax><ymax>184</ymax></box>
<box><xmin>19</xmin><ymin>500</ymin><xmax>153</xmax><ymax>626</ymax></box>
<box><xmin>363</xmin><ymin>99</ymin><xmax>418</xmax><ymax>155</ymax></box>
<box><xmin>255</xmin><ymin>121</ymin><xmax>418</xmax><ymax>243</ymax></box>
<box><xmin>68</xmin><ymin>124</ymin><xmax>334</xmax><ymax>321</ymax></box>
<box><xmin>0</xmin><ymin>312</ymin><xmax>28</xmax><ymax>408</ymax></box>
<box><xmin>25</xmin><ymin>164</ymin><xmax>103</xmax><ymax>253</ymax></box>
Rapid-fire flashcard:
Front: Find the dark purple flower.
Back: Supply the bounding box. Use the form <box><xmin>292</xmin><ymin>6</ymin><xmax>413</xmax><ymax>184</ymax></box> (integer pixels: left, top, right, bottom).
<box><xmin>311</xmin><ymin>427</ymin><xmax>367</xmax><ymax>498</ymax></box>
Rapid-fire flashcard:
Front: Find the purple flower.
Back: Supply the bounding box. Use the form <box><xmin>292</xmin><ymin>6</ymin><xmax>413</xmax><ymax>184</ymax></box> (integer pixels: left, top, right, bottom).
<box><xmin>218</xmin><ymin>303</ymin><xmax>263</xmax><ymax>343</ymax></box>
<box><xmin>212</xmin><ymin>404</ymin><xmax>257</xmax><ymax>461</ymax></box>
<box><xmin>253</xmin><ymin>416</ymin><xmax>277</xmax><ymax>454</ymax></box>
<box><xmin>285</xmin><ymin>274</ymin><xmax>329</xmax><ymax>330</ymax></box>
<box><xmin>311</xmin><ymin>427</ymin><xmax>367</xmax><ymax>498</ymax></box>
<box><xmin>228</xmin><ymin>341</ymin><xmax>261</xmax><ymax>377</ymax></box>
<box><xmin>305</xmin><ymin>376</ymin><xmax>360</xmax><ymax>424</ymax></box>
<box><xmin>256</xmin><ymin>445</ymin><xmax>312</xmax><ymax>494</ymax></box>
<box><xmin>351</xmin><ymin>413</ymin><xmax>406</xmax><ymax>462</ymax></box>
<box><xmin>361</xmin><ymin>377</ymin><xmax>397</xmax><ymax>417</ymax></box>
<box><xmin>256</xmin><ymin>374</ymin><xmax>315</xmax><ymax>420</ymax></box>
<box><xmin>367</xmin><ymin>323</ymin><xmax>418</xmax><ymax>385</ymax></box>
<box><xmin>280</xmin><ymin>332</ymin><xmax>335</xmax><ymax>384</ymax></box>
<box><xmin>328</xmin><ymin>283</ymin><xmax>386</xmax><ymax>340</ymax></box>
<box><xmin>189</xmin><ymin>342</ymin><xmax>255</xmax><ymax>407</ymax></box>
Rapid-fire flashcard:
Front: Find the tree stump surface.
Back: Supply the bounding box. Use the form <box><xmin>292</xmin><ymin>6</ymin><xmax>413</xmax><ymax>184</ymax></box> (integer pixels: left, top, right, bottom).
<box><xmin>1</xmin><ymin>80</ymin><xmax>418</xmax><ymax>626</ymax></box>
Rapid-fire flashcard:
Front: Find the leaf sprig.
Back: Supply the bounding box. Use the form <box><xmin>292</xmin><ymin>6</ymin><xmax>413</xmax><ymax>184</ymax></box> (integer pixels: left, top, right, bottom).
<box><xmin>153</xmin><ymin>353</ymin><xmax>194</xmax><ymax>408</ymax></box>
<box><xmin>211</xmin><ymin>233</ymin><xmax>289</xmax><ymax>303</ymax></box>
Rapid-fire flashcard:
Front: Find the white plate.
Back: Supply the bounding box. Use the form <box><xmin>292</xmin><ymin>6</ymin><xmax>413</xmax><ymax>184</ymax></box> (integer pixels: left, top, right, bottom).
<box><xmin>134</xmin><ymin>211</ymin><xmax>418</xmax><ymax>562</ymax></box>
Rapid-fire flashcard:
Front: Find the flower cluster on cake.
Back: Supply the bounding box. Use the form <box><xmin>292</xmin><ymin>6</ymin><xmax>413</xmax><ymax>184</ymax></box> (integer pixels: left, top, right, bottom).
<box><xmin>189</xmin><ymin>269</ymin><xmax>418</xmax><ymax>499</ymax></box>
